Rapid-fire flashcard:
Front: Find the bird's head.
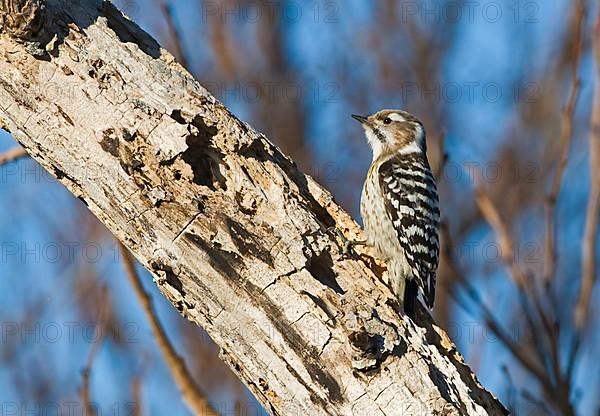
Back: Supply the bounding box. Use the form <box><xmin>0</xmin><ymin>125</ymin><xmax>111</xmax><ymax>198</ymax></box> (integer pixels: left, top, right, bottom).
<box><xmin>352</xmin><ymin>109</ymin><xmax>426</xmax><ymax>160</ymax></box>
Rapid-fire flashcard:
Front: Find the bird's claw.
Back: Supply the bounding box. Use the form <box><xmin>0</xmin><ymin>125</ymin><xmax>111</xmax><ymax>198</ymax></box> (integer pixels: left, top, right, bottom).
<box><xmin>327</xmin><ymin>226</ymin><xmax>366</xmax><ymax>256</ymax></box>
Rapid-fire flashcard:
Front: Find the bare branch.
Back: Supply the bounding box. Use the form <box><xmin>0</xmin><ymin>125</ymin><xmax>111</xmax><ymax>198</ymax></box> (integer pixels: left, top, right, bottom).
<box><xmin>543</xmin><ymin>0</ymin><xmax>585</xmax><ymax>285</ymax></box>
<box><xmin>131</xmin><ymin>376</ymin><xmax>143</xmax><ymax>416</ymax></box>
<box><xmin>118</xmin><ymin>241</ymin><xmax>219</xmax><ymax>416</ymax></box>
<box><xmin>474</xmin><ymin>176</ymin><xmax>555</xmax><ymax>337</ymax></box>
<box><xmin>440</xmin><ymin>223</ymin><xmax>553</xmax><ymax>394</ymax></box>
<box><xmin>0</xmin><ymin>146</ymin><xmax>27</xmax><ymax>165</ymax></box>
<box><xmin>80</xmin><ymin>286</ymin><xmax>110</xmax><ymax>415</ymax></box>
<box><xmin>474</xmin><ymin>177</ymin><xmax>528</xmax><ymax>290</ymax></box>
<box><xmin>473</xmin><ymin>176</ymin><xmax>576</xmax><ymax>416</ymax></box>
<box><xmin>576</xmin><ymin>8</ymin><xmax>600</xmax><ymax>328</ymax></box>
<box><xmin>160</xmin><ymin>1</ymin><xmax>190</xmax><ymax>70</ymax></box>
<box><xmin>433</xmin><ymin>129</ymin><xmax>447</xmax><ymax>181</ymax></box>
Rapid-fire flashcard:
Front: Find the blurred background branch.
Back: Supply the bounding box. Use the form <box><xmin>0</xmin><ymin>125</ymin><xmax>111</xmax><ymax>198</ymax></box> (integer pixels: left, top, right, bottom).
<box><xmin>543</xmin><ymin>0</ymin><xmax>585</xmax><ymax>286</ymax></box>
<box><xmin>79</xmin><ymin>285</ymin><xmax>109</xmax><ymax>416</ymax></box>
<box><xmin>0</xmin><ymin>146</ymin><xmax>27</xmax><ymax>165</ymax></box>
<box><xmin>576</xmin><ymin>8</ymin><xmax>600</xmax><ymax>329</ymax></box>
<box><xmin>118</xmin><ymin>241</ymin><xmax>219</xmax><ymax>416</ymax></box>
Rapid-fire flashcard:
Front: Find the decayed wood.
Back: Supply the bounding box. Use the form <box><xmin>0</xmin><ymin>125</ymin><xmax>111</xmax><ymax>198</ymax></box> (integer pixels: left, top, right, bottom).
<box><xmin>0</xmin><ymin>1</ymin><xmax>507</xmax><ymax>414</ymax></box>
<box><xmin>0</xmin><ymin>0</ymin><xmax>44</xmax><ymax>39</ymax></box>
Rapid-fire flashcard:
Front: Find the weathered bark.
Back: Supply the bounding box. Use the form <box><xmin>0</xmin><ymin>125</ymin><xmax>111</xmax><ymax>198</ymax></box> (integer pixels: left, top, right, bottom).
<box><xmin>0</xmin><ymin>1</ymin><xmax>507</xmax><ymax>414</ymax></box>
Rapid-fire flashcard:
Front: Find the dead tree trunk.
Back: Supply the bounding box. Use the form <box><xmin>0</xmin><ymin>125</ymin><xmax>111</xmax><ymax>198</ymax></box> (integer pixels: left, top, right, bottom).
<box><xmin>0</xmin><ymin>1</ymin><xmax>507</xmax><ymax>414</ymax></box>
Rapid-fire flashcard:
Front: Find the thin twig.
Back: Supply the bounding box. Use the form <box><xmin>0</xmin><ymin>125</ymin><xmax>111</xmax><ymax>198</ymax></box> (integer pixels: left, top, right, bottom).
<box><xmin>543</xmin><ymin>0</ymin><xmax>586</xmax><ymax>285</ymax></box>
<box><xmin>516</xmin><ymin>291</ymin><xmax>549</xmax><ymax>379</ymax></box>
<box><xmin>576</xmin><ymin>8</ymin><xmax>600</xmax><ymax>328</ymax></box>
<box><xmin>205</xmin><ymin>0</ymin><xmax>237</xmax><ymax>80</ymax></box>
<box><xmin>440</xmin><ymin>223</ymin><xmax>554</xmax><ymax>393</ymax></box>
<box><xmin>433</xmin><ymin>129</ymin><xmax>447</xmax><ymax>181</ymax></box>
<box><xmin>565</xmin><ymin>328</ymin><xmax>581</xmax><ymax>385</ymax></box>
<box><xmin>0</xmin><ymin>146</ymin><xmax>27</xmax><ymax>165</ymax></box>
<box><xmin>446</xmin><ymin>276</ymin><xmax>552</xmax><ymax>391</ymax></box>
<box><xmin>474</xmin><ymin>175</ymin><xmax>576</xmax><ymax>415</ymax></box>
<box><xmin>160</xmin><ymin>1</ymin><xmax>190</xmax><ymax>70</ymax></box>
<box><xmin>131</xmin><ymin>376</ymin><xmax>143</xmax><ymax>416</ymax></box>
<box><xmin>521</xmin><ymin>389</ymin><xmax>553</xmax><ymax>416</ymax></box>
<box><xmin>117</xmin><ymin>241</ymin><xmax>219</xmax><ymax>416</ymax></box>
<box><xmin>474</xmin><ymin>177</ymin><xmax>528</xmax><ymax>290</ymax></box>
<box><xmin>80</xmin><ymin>286</ymin><xmax>110</xmax><ymax>414</ymax></box>
<box><xmin>475</xmin><ymin>176</ymin><xmax>558</xmax><ymax>345</ymax></box>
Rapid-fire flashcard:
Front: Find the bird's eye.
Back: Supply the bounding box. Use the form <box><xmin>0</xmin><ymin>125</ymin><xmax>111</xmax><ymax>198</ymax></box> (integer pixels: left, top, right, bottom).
<box><xmin>383</xmin><ymin>118</ymin><xmax>392</xmax><ymax>125</ymax></box>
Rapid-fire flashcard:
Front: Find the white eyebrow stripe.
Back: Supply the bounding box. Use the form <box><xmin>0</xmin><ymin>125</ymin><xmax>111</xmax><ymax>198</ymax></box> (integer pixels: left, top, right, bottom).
<box><xmin>389</xmin><ymin>113</ymin><xmax>405</xmax><ymax>122</ymax></box>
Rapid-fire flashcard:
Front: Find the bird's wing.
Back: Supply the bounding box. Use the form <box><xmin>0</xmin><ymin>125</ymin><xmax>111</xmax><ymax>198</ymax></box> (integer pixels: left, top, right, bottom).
<box><xmin>378</xmin><ymin>154</ymin><xmax>440</xmax><ymax>307</ymax></box>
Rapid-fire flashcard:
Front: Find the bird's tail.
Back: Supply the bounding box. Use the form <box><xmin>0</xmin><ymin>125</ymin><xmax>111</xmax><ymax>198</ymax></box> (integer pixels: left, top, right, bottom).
<box><xmin>403</xmin><ymin>280</ymin><xmax>418</xmax><ymax>320</ymax></box>
<box><xmin>389</xmin><ymin>260</ymin><xmax>418</xmax><ymax>320</ymax></box>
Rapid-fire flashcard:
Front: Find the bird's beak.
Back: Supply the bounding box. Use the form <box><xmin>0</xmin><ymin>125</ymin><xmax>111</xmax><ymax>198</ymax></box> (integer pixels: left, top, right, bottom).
<box><xmin>352</xmin><ymin>114</ymin><xmax>368</xmax><ymax>124</ymax></box>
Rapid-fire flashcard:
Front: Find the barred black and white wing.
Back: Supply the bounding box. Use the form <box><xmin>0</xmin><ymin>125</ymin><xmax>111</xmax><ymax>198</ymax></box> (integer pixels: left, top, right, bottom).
<box><xmin>378</xmin><ymin>154</ymin><xmax>440</xmax><ymax>308</ymax></box>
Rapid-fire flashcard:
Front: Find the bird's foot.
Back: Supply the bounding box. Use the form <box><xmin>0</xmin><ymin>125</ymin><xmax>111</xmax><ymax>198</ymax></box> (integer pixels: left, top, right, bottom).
<box><xmin>328</xmin><ymin>226</ymin><xmax>367</xmax><ymax>256</ymax></box>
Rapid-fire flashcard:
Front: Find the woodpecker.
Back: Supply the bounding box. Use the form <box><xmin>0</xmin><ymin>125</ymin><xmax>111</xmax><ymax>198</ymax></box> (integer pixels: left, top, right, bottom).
<box><xmin>352</xmin><ymin>110</ymin><xmax>440</xmax><ymax>319</ymax></box>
